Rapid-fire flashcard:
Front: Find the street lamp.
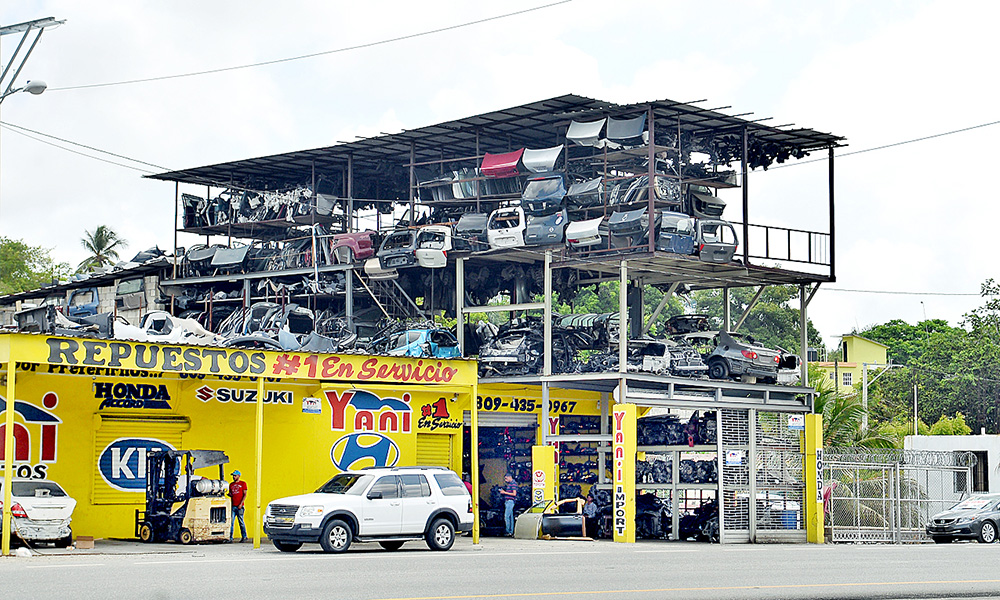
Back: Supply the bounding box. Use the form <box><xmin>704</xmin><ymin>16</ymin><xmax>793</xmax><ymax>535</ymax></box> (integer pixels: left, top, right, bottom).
<box><xmin>0</xmin><ymin>79</ymin><xmax>47</xmax><ymax>103</ymax></box>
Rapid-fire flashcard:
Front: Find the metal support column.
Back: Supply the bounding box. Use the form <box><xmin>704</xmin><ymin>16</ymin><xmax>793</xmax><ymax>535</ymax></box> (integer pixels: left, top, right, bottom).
<box><xmin>253</xmin><ymin>375</ymin><xmax>265</xmax><ymax>548</ymax></box>
<box><xmin>2</xmin><ymin>338</ymin><xmax>17</xmax><ymax>556</ymax></box>
<box><xmin>347</xmin><ymin>153</ymin><xmax>354</xmax><ymax>232</ymax></box>
<box><xmin>456</xmin><ymin>257</ymin><xmax>465</xmax><ymax>354</ymax></box>
<box><xmin>542</xmin><ymin>251</ymin><xmax>553</xmax><ymax>445</ymax></box>
<box><xmin>619</xmin><ymin>261</ymin><xmax>628</xmax><ymax>373</ymax></box>
<box><xmin>647</xmin><ymin>104</ymin><xmax>656</xmax><ymax>253</ymax></box>
<box><xmin>723</xmin><ymin>287</ymin><xmax>731</xmax><ymax>331</ymax></box>
<box><xmin>748</xmin><ymin>408</ymin><xmax>757</xmax><ymax>542</ymax></box>
<box><xmin>800</xmin><ymin>285</ymin><xmax>809</xmax><ymax>387</ymax></box>
<box><xmin>598</xmin><ymin>392</ymin><xmax>609</xmax><ymax>484</ymax></box>
<box><xmin>742</xmin><ymin>126</ymin><xmax>750</xmax><ymax>265</ymax></box>
<box><xmin>828</xmin><ymin>146</ymin><xmax>836</xmax><ymax>281</ymax></box>
<box><xmin>345</xmin><ymin>269</ymin><xmax>354</xmax><ymax>332</ymax></box>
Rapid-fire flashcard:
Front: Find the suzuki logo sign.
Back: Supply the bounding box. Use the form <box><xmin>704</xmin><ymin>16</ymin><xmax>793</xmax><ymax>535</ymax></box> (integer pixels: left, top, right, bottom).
<box><xmin>99</xmin><ymin>438</ymin><xmax>174</xmax><ymax>492</ymax></box>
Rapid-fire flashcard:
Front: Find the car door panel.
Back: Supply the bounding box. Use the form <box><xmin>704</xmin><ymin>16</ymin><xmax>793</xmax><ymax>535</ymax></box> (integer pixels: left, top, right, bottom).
<box><xmin>362</xmin><ymin>476</ymin><xmax>402</xmax><ymax>536</ymax></box>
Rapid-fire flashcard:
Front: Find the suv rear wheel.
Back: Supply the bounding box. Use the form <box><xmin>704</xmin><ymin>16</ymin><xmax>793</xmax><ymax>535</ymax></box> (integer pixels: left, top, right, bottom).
<box><xmin>426</xmin><ymin>518</ymin><xmax>455</xmax><ymax>551</ymax></box>
<box><xmin>320</xmin><ymin>519</ymin><xmax>353</xmax><ymax>553</ymax></box>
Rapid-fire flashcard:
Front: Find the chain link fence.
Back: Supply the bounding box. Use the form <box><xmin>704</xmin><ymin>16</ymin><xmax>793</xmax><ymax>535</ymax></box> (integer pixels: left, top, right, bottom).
<box><xmin>824</xmin><ymin>448</ymin><xmax>976</xmax><ymax>543</ymax></box>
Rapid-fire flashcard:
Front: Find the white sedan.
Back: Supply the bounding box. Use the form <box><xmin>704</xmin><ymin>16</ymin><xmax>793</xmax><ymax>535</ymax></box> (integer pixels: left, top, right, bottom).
<box><xmin>0</xmin><ymin>478</ymin><xmax>76</xmax><ymax>547</ymax></box>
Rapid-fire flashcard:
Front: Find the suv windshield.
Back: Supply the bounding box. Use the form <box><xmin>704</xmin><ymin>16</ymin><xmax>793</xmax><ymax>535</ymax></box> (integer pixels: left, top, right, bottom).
<box><xmin>316</xmin><ymin>474</ymin><xmax>372</xmax><ymax>495</ymax></box>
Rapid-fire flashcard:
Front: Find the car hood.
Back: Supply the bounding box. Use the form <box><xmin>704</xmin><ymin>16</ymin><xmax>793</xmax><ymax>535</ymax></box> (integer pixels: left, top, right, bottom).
<box><xmin>269</xmin><ymin>493</ymin><xmax>357</xmax><ymax>507</ymax></box>
<box><xmin>17</xmin><ymin>496</ymin><xmax>76</xmax><ymax>521</ymax></box>
<box><xmin>931</xmin><ymin>508</ymin><xmax>986</xmax><ymax>521</ymax></box>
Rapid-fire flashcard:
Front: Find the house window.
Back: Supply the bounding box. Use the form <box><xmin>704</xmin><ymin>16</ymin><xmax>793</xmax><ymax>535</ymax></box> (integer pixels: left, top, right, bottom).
<box><xmin>842</xmin><ymin>372</ymin><xmax>853</xmax><ymax>387</ymax></box>
<box><xmin>829</xmin><ymin>372</ymin><xmax>836</xmax><ymax>381</ymax></box>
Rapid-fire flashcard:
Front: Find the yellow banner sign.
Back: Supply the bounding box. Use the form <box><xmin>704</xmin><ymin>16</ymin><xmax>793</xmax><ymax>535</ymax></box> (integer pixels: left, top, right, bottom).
<box><xmin>5</xmin><ymin>334</ymin><xmax>476</xmax><ymax>385</ymax></box>
<box><xmin>612</xmin><ymin>403</ymin><xmax>636</xmax><ymax>544</ymax></box>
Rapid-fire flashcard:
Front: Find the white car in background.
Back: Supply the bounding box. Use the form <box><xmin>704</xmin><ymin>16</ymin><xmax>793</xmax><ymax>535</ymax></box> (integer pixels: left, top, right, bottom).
<box><xmin>0</xmin><ymin>478</ymin><xmax>77</xmax><ymax>547</ymax></box>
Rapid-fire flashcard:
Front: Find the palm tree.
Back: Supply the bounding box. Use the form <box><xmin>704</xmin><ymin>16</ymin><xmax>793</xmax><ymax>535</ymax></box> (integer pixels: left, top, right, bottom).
<box><xmin>78</xmin><ymin>225</ymin><xmax>127</xmax><ymax>273</ymax></box>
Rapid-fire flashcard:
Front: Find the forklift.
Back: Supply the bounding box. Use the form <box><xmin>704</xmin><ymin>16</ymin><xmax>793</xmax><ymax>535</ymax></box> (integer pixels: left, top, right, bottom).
<box><xmin>135</xmin><ymin>449</ymin><xmax>232</xmax><ymax>544</ymax></box>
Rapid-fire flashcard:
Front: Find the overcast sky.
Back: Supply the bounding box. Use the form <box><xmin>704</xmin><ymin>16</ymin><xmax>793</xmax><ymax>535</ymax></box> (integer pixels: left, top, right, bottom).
<box><xmin>1</xmin><ymin>1</ymin><xmax>996</xmax><ymax>348</ymax></box>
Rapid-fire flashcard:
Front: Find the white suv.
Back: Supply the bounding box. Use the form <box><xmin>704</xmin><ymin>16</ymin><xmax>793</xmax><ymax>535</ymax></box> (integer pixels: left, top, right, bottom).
<box><xmin>264</xmin><ymin>466</ymin><xmax>473</xmax><ymax>553</ymax></box>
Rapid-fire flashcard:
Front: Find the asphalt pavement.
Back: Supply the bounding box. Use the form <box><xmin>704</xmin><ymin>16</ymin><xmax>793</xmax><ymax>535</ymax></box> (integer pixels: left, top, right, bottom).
<box><xmin>2</xmin><ymin>537</ymin><xmax>999</xmax><ymax>600</ymax></box>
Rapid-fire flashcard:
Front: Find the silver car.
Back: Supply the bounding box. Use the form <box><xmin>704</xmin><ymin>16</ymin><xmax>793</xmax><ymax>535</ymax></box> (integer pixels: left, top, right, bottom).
<box><xmin>926</xmin><ymin>494</ymin><xmax>1000</xmax><ymax>543</ymax></box>
<box><xmin>678</xmin><ymin>330</ymin><xmax>797</xmax><ymax>384</ymax></box>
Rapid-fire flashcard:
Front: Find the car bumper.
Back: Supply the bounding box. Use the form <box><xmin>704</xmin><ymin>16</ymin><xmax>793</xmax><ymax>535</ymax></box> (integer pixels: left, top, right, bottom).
<box><xmin>457</xmin><ymin>520</ymin><xmax>473</xmax><ymax>533</ymax></box>
<box><xmin>7</xmin><ymin>517</ymin><xmax>72</xmax><ymax>541</ymax></box>
<box><xmin>926</xmin><ymin>523</ymin><xmax>978</xmax><ymax>539</ymax></box>
<box><xmin>263</xmin><ymin>522</ymin><xmax>322</xmax><ymax>543</ymax></box>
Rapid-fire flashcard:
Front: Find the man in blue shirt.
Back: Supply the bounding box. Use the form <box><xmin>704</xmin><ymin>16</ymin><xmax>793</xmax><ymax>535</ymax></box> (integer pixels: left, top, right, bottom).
<box><xmin>500</xmin><ymin>473</ymin><xmax>518</xmax><ymax>536</ymax></box>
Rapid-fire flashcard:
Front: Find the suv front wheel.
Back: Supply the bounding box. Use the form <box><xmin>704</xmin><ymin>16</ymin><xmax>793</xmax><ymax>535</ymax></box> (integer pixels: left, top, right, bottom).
<box><xmin>426</xmin><ymin>518</ymin><xmax>455</xmax><ymax>551</ymax></box>
<box><xmin>320</xmin><ymin>519</ymin><xmax>353</xmax><ymax>553</ymax></box>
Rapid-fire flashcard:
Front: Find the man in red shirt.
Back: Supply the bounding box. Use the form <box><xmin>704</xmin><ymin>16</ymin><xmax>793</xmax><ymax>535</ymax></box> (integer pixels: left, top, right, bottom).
<box><xmin>228</xmin><ymin>470</ymin><xmax>249</xmax><ymax>542</ymax></box>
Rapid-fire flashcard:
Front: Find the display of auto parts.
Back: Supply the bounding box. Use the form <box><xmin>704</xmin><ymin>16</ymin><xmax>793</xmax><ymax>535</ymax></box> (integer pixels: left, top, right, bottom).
<box><xmin>678</xmin><ymin>459</ymin><xmax>718</xmax><ymax>484</ymax></box>
<box><xmin>559</xmin><ymin>484</ymin><xmax>582</xmax><ymax>499</ymax></box>
<box><xmin>636</xmin><ymin>459</ymin><xmax>672</xmax><ymax>484</ymax></box>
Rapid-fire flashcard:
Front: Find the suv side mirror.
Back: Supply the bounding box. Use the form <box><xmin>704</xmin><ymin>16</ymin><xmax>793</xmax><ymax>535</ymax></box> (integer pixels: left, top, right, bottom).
<box><xmin>368</xmin><ymin>491</ymin><xmax>383</xmax><ymax>500</ymax></box>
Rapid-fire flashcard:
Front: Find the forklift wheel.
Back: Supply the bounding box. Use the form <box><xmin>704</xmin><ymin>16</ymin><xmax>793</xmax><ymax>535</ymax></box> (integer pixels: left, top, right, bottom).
<box><xmin>178</xmin><ymin>528</ymin><xmax>194</xmax><ymax>545</ymax></box>
<box><xmin>139</xmin><ymin>523</ymin><xmax>155</xmax><ymax>543</ymax></box>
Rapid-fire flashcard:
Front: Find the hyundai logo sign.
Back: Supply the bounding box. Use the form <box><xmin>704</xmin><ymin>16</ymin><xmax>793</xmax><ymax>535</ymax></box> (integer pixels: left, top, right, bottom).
<box><xmin>330</xmin><ymin>433</ymin><xmax>400</xmax><ymax>471</ymax></box>
<box><xmin>99</xmin><ymin>438</ymin><xmax>174</xmax><ymax>492</ymax></box>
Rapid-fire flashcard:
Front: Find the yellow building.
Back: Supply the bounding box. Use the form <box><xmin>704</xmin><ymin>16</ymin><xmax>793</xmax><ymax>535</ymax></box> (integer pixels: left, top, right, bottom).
<box><xmin>812</xmin><ymin>334</ymin><xmax>889</xmax><ymax>394</ymax></box>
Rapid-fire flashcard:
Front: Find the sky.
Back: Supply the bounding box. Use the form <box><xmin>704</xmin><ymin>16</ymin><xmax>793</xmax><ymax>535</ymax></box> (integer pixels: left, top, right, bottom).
<box><xmin>0</xmin><ymin>0</ymin><xmax>996</xmax><ymax>349</ymax></box>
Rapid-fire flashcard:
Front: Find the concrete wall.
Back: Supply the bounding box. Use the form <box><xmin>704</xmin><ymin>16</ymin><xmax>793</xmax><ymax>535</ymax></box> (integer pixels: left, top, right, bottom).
<box><xmin>905</xmin><ymin>435</ymin><xmax>1000</xmax><ymax>494</ymax></box>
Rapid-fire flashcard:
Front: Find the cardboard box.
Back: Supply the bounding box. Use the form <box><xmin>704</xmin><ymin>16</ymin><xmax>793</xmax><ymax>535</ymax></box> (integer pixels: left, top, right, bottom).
<box><xmin>75</xmin><ymin>536</ymin><xmax>94</xmax><ymax>549</ymax></box>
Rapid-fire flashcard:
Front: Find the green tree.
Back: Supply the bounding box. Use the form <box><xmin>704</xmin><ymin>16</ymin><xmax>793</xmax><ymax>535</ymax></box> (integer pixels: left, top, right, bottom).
<box><xmin>860</xmin><ymin>318</ymin><xmax>961</xmax><ymax>365</ymax></box>
<box><xmin>78</xmin><ymin>225</ymin><xmax>127</xmax><ymax>273</ymax></box>
<box><xmin>688</xmin><ymin>285</ymin><xmax>823</xmax><ymax>354</ymax></box>
<box><xmin>0</xmin><ymin>237</ymin><xmax>70</xmax><ymax>294</ymax></box>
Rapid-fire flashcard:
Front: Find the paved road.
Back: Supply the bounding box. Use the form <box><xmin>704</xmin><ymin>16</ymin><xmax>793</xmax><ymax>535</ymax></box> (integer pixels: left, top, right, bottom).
<box><xmin>2</xmin><ymin>537</ymin><xmax>999</xmax><ymax>600</ymax></box>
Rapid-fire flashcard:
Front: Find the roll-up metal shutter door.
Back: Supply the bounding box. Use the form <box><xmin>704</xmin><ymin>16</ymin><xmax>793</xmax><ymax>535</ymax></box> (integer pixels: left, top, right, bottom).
<box><xmin>463</xmin><ymin>411</ymin><xmax>539</xmax><ymax>428</ymax></box>
<box><xmin>416</xmin><ymin>434</ymin><xmax>452</xmax><ymax>470</ymax></box>
<box><xmin>92</xmin><ymin>415</ymin><xmax>190</xmax><ymax>505</ymax></box>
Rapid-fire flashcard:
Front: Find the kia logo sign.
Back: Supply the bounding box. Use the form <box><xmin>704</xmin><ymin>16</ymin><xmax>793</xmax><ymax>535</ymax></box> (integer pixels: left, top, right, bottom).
<box><xmin>99</xmin><ymin>438</ymin><xmax>174</xmax><ymax>492</ymax></box>
<box><xmin>330</xmin><ymin>433</ymin><xmax>399</xmax><ymax>471</ymax></box>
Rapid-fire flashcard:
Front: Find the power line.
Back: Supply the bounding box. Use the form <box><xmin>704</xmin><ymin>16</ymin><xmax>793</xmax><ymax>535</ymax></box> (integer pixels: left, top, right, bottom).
<box><xmin>769</xmin><ymin>120</ymin><xmax>1000</xmax><ymax>171</ymax></box>
<box><xmin>0</xmin><ymin>122</ymin><xmax>158</xmax><ymax>173</ymax></box>
<box><xmin>49</xmin><ymin>1</ymin><xmax>572</xmax><ymax>92</ymax></box>
<box><xmin>822</xmin><ymin>288</ymin><xmax>982</xmax><ymax>297</ymax></box>
<box><xmin>0</xmin><ymin>120</ymin><xmax>170</xmax><ymax>171</ymax></box>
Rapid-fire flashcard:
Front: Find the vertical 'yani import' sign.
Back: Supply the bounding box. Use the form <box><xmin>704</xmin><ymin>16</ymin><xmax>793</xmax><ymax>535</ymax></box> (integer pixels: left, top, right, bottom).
<box><xmin>612</xmin><ymin>403</ymin><xmax>636</xmax><ymax>543</ymax></box>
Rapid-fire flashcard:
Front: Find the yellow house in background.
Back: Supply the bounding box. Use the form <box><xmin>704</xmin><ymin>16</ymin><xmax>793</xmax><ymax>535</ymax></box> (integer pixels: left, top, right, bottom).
<box><xmin>812</xmin><ymin>334</ymin><xmax>890</xmax><ymax>394</ymax></box>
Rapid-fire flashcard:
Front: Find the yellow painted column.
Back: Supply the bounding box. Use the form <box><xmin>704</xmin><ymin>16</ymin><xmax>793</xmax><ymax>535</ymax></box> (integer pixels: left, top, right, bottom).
<box><xmin>531</xmin><ymin>445</ymin><xmax>557</xmax><ymax>504</ymax></box>
<box><xmin>612</xmin><ymin>403</ymin><xmax>636</xmax><ymax>543</ymax></box>
<box><xmin>2</xmin><ymin>338</ymin><xmax>16</xmax><ymax>556</ymax></box>
<box><xmin>471</xmin><ymin>380</ymin><xmax>480</xmax><ymax>544</ymax></box>
<box><xmin>253</xmin><ymin>375</ymin><xmax>265</xmax><ymax>549</ymax></box>
<box><xmin>804</xmin><ymin>413</ymin><xmax>824</xmax><ymax>544</ymax></box>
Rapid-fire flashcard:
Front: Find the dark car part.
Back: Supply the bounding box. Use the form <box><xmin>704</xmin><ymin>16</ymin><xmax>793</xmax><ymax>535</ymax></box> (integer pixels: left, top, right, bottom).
<box><xmin>609</xmin><ymin>207</ymin><xmax>661</xmax><ymax>252</ymax></box>
<box><xmin>454</xmin><ymin>213</ymin><xmax>489</xmax><ymax>251</ymax></box>
<box><xmin>378</xmin><ymin>230</ymin><xmax>418</xmax><ymax>270</ymax></box>
<box><xmin>524</xmin><ymin>209</ymin><xmax>568</xmax><ymax>246</ymax></box>
<box><xmin>656</xmin><ymin>211</ymin><xmax>697</xmax><ymax>255</ymax></box>
<box><xmin>521</xmin><ymin>173</ymin><xmax>567</xmax><ymax>215</ymax></box>
<box><xmin>566</xmin><ymin>177</ymin><xmax>604</xmax><ymax>209</ymax></box>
